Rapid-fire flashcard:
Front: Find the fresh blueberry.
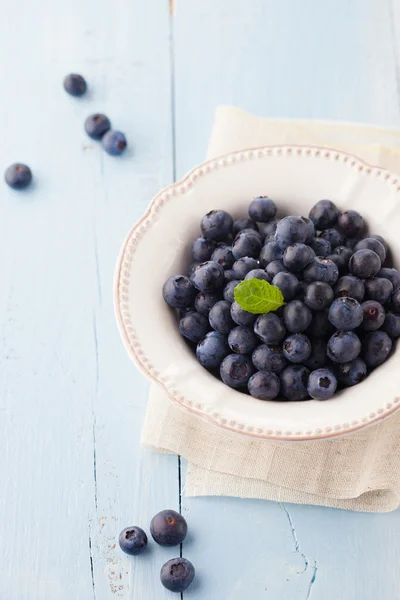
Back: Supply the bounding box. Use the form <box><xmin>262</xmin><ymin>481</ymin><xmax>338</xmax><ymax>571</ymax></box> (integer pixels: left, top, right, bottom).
<box><xmin>248</xmin><ymin>196</ymin><xmax>277</xmax><ymax>222</ymax></box>
<box><xmin>252</xmin><ymin>344</ymin><xmax>288</xmax><ymax>373</ymax></box>
<box><xmin>327</xmin><ymin>245</ymin><xmax>353</xmax><ymax>273</ymax></box>
<box><xmin>84</xmin><ymin>113</ymin><xmax>111</xmax><ymax>139</ymax></box>
<box><xmin>231</xmin><ymin>301</ymin><xmax>257</xmax><ymax>327</ymax></box>
<box><xmin>391</xmin><ymin>288</ymin><xmax>400</xmax><ymax>312</ymax></box>
<box><xmin>4</xmin><ymin>163</ymin><xmax>32</xmax><ymax>190</ymax></box>
<box><xmin>254</xmin><ymin>313</ymin><xmax>286</xmax><ymax>344</ymax></box>
<box><xmin>364</xmin><ymin>277</ymin><xmax>393</xmax><ymax>304</ymax></box>
<box><xmin>191</xmin><ymin>237</ymin><xmax>217</xmax><ymax>262</ymax></box>
<box><xmin>349</xmin><ymin>249</ymin><xmax>381</xmax><ymax>279</ymax></box>
<box><xmin>258</xmin><ymin>219</ymin><xmax>279</xmax><ymax>237</ymax></box>
<box><xmin>283</xmin><ymin>243</ymin><xmax>315</xmax><ymax>272</ymax></box>
<box><xmin>220</xmin><ymin>354</ymin><xmax>254</xmax><ymax>388</ymax></box>
<box><xmin>179</xmin><ymin>312</ymin><xmax>209</xmax><ymax>343</ymax></box>
<box><xmin>223</xmin><ymin>280</ymin><xmax>241</xmax><ymax>303</ymax></box>
<box><xmin>303</xmin><ymin>257</ymin><xmax>339</xmax><ymax>285</ymax></box>
<box><xmin>266</xmin><ymin>260</ymin><xmax>288</xmax><ymax>279</ymax></box>
<box><xmin>383</xmin><ymin>312</ymin><xmax>400</xmax><ymax>338</ymax></box>
<box><xmin>337</xmin><ymin>358</ymin><xmax>367</xmax><ymax>387</ymax></box>
<box><xmin>118</xmin><ymin>526</ymin><xmax>148</xmax><ymax>555</ymax></box>
<box><xmin>370</xmin><ymin>234</ymin><xmax>389</xmax><ymax>255</ymax></box>
<box><xmin>334</xmin><ymin>275</ymin><xmax>365</xmax><ymax>302</ymax></box>
<box><xmin>308</xmin><ymin>237</ymin><xmax>332</xmax><ymax>257</ymax></box>
<box><xmin>211</xmin><ymin>245</ymin><xmax>235</xmax><ymax>269</ymax></box>
<box><xmin>244</xmin><ymin>269</ymin><xmax>271</xmax><ymax>282</ymax></box>
<box><xmin>378</xmin><ymin>268</ymin><xmax>400</xmax><ymax>290</ymax></box>
<box><xmin>196</xmin><ymin>331</ymin><xmax>230</xmax><ymax>368</ymax></box>
<box><xmin>283</xmin><ymin>333</ymin><xmax>312</xmax><ymax>363</ymax></box>
<box><xmin>233</xmin><ymin>218</ymin><xmax>259</xmax><ymax>235</ymax></box>
<box><xmin>228</xmin><ymin>326</ymin><xmax>258</xmax><ymax>354</ymax></box>
<box><xmin>283</xmin><ymin>300</ymin><xmax>312</xmax><ymax>333</ymax></box>
<box><xmin>63</xmin><ymin>73</ymin><xmax>87</xmax><ymax>96</ymax></box>
<box><xmin>275</xmin><ymin>216</ymin><xmax>308</xmax><ymax>249</ymax></box>
<box><xmin>209</xmin><ymin>300</ymin><xmax>235</xmax><ymax>334</ymax></box>
<box><xmin>308</xmin><ymin>199</ymin><xmax>339</xmax><ymax>230</ymax></box>
<box><xmin>362</xmin><ymin>331</ymin><xmax>393</xmax><ymax>367</ymax></box>
<box><xmin>272</xmin><ymin>272</ymin><xmax>299</xmax><ymax>301</ymax></box>
<box><xmin>304</xmin><ymin>282</ymin><xmax>334</xmax><ymax>311</ymax></box>
<box><xmin>302</xmin><ymin>217</ymin><xmax>316</xmax><ymax>242</ymax></box>
<box><xmin>232</xmin><ymin>229</ymin><xmax>263</xmax><ymax>259</ymax></box>
<box><xmin>150</xmin><ymin>510</ymin><xmax>188</xmax><ymax>546</ymax></box>
<box><xmin>280</xmin><ymin>365</ymin><xmax>310</xmax><ymax>401</ymax></box>
<box><xmin>190</xmin><ymin>261</ymin><xmax>225</xmax><ymax>292</ymax></box>
<box><xmin>160</xmin><ymin>558</ymin><xmax>195</xmax><ymax>593</ymax></box>
<box><xmin>307</xmin><ymin>368</ymin><xmax>337</xmax><ymax>400</ymax></box>
<box><xmin>163</xmin><ymin>275</ymin><xmax>197</xmax><ymax>308</ymax></box>
<box><xmin>307</xmin><ymin>310</ymin><xmax>335</xmax><ymax>339</ymax></box>
<box><xmin>194</xmin><ymin>291</ymin><xmax>220</xmax><ymax>316</ymax></box>
<box><xmin>259</xmin><ymin>241</ymin><xmax>284</xmax><ymax>266</ymax></box>
<box><xmin>361</xmin><ymin>300</ymin><xmax>386</xmax><ymax>331</ymax></box>
<box><xmin>337</xmin><ymin>210</ymin><xmax>365</xmax><ymax>238</ymax></box>
<box><xmin>327</xmin><ymin>331</ymin><xmax>361</xmax><ymax>363</ymax></box>
<box><xmin>344</xmin><ymin>236</ymin><xmax>361</xmax><ymax>250</ymax></box>
<box><xmin>102</xmin><ymin>130</ymin><xmax>127</xmax><ymax>155</ymax></box>
<box><xmin>248</xmin><ymin>371</ymin><xmax>280</xmax><ymax>400</ymax></box>
<box><xmin>319</xmin><ymin>228</ymin><xmax>344</xmax><ymax>250</ymax></box>
<box><xmin>187</xmin><ymin>262</ymin><xmax>199</xmax><ymax>278</ymax></box>
<box><xmin>224</xmin><ymin>269</ymin><xmax>237</xmax><ymax>283</ymax></box>
<box><xmin>232</xmin><ymin>257</ymin><xmax>259</xmax><ymax>279</ymax></box>
<box><xmin>304</xmin><ymin>338</ymin><xmax>327</xmax><ymax>370</ymax></box>
<box><xmin>201</xmin><ymin>209</ymin><xmax>233</xmax><ymax>242</ymax></box>
<box><xmin>328</xmin><ymin>297</ymin><xmax>363</xmax><ymax>330</ymax></box>
<box><xmin>355</xmin><ymin>237</ymin><xmax>386</xmax><ymax>263</ymax></box>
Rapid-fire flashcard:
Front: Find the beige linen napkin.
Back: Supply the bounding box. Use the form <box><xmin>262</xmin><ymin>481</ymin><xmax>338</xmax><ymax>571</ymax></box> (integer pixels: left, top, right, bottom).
<box><xmin>141</xmin><ymin>106</ymin><xmax>400</xmax><ymax>513</ymax></box>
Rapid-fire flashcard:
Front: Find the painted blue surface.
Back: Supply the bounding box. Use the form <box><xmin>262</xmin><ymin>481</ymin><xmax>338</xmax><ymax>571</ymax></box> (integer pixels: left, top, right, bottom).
<box><xmin>0</xmin><ymin>0</ymin><xmax>400</xmax><ymax>598</ymax></box>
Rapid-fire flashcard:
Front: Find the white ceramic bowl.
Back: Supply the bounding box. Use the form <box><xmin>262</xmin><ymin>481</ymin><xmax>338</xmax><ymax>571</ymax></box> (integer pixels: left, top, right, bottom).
<box><xmin>115</xmin><ymin>145</ymin><xmax>400</xmax><ymax>441</ymax></box>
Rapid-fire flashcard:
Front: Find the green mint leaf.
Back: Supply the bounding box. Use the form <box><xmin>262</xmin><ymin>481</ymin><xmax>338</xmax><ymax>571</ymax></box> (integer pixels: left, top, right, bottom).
<box><xmin>234</xmin><ymin>278</ymin><xmax>285</xmax><ymax>314</ymax></box>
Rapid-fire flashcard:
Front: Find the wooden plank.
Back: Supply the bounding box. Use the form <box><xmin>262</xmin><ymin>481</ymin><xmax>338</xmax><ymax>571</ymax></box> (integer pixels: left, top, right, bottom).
<box><xmin>0</xmin><ymin>1</ymin><xmax>177</xmax><ymax>599</ymax></box>
<box><xmin>172</xmin><ymin>1</ymin><xmax>400</xmax><ymax>598</ymax></box>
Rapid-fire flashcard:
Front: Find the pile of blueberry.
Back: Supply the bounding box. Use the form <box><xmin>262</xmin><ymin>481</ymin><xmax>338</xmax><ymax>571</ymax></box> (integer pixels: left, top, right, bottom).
<box><xmin>163</xmin><ymin>198</ymin><xmax>400</xmax><ymax>401</ymax></box>
<box><xmin>118</xmin><ymin>509</ymin><xmax>195</xmax><ymax>593</ymax></box>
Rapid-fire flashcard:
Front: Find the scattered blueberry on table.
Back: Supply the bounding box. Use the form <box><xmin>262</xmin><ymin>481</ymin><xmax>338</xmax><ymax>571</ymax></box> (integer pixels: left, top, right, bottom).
<box><xmin>84</xmin><ymin>113</ymin><xmax>111</xmax><ymax>139</ymax></box>
<box><xmin>118</xmin><ymin>526</ymin><xmax>148</xmax><ymax>555</ymax></box>
<box><xmin>150</xmin><ymin>509</ymin><xmax>188</xmax><ymax>547</ymax></box>
<box><xmin>63</xmin><ymin>73</ymin><xmax>87</xmax><ymax>97</ymax></box>
<box><xmin>5</xmin><ymin>163</ymin><xmax>32</xmax><ymax>190</ymax></box>
<box><xmin>102</xmin><ymin>130</ymin><xmax>127</xmax><ymax>155</ymax></box>
<box><xmin>160</xmin><ymin>557</ymin><xmax>195</xmax><ymax>593</ymax></box>
<box><xmin>162</xmin><ymin>198</ymin><xmax>399</xmax><ymax>401</ymax></box>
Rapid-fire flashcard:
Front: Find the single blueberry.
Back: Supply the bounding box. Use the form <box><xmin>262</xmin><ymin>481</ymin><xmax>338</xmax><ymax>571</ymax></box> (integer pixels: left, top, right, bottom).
<box><xmin>201</xmin><ymin>209</ymin><xmax>233</xmax><ymax>242</ymax></box>
<box><xmin>328</xmin><ymin>297</ymin><xmax>364</xmax><ymax>330</ymax></box>
<box><xmin>228</xmin><ymin>326</ymin><xmax>258</xmax><ymax>354</ymax></box>
<box><xmin>209</xmin><ymin>300</ymin><xmax>235</xmax><ymax>334</ymax></box>
<box><xmin>303</xmin><ymin>257</ymin><xmax>339</xmax><ymax>285</ymax></box>
<box><xmin>391</xmin><ymin>288</ymin><xmax>400</xmax><ymax>312</ymax></box>
<box><xmin>160</xmin><ymin>558</ymin><xmax>195</xmax><ymax>593</ymax></box>
<box><xmin>4</xmin><ymin>163</ymin><xmax>32</xmax><ymax>190</ymax></box>
<box><xmin>259</xmin><ymin>241</ymin><xmax>284</xmax><ymax>266</ymax></box>
<box><xmin>327</xmin><ymin>331</ymin><xmax>361</xmax><ymax>363</ymax></box>
<box><xmin>248</xmin><ymin>371</ymin><xmax>281</xmax><ymax>400</ymax></box>
<box><xmin>370</xmin><ymin>234</ymin><xmax>389</xmax><ymax>255</ymax></box>
<box><xmin>304</xmin><ymin>338</ymin><xmax>327</xmax><ymax>370</ymax></box>
<box><xmin>254</xmin><ymin>313</ymin><xmax>286</xmax><ymax>344</ymax></box>
<box><xmin>224</xmin><ymin>269</ymin><xmax>237</xmax><ymax>283</ymax></box>
<box><xmin>190</xmin><ymin>261</ymin><xmax>225</xmax><ymax>292</ymax></box>
<box><xmin>163</xmin><ymin>275</ymin><xmax>197</xmax><ymax>308</ymax></box>
<box><xmin>275</xmin><ymin>216</ymin><xmax>308</xmax><ymax>249</ymax></box>
<box><xmin>196</xmin><ymin>331</ymin><xmax>230</xmax><ymax>368</ymax></box>
<box><xmin>334</xmin><ymin>275</ymin><xmax>365</xmax><ymax>302</ymax></box>
<box><xmin>84</xmin><ymin>113</ymin><xmax>111</xmax><ymax>139</ymax></box>
<box><xmin>307</xmin><ymin>310</ymin><xmax>335</xmax><ymax>339</ymax></box>
<box><xmin>220</xmin><ymin>354</ymin><xmax>254</xmax><ymax>388</ymax></box>
<box><xmin>308</xmin><ymin>237</ymin><xmax>332</xmax><ymax>257</ymax></box>
<box><xmin>361</xmin><ymin>300</ymin><xmax>386</xmax><ymax>331</ymax></box>
<box><xmin>244</xmin><ymin>268</ymin><xmax>271</xmax><ymax>282</ymax></box>
<box><xmin>266</xmin><ymin>260</ymin><xmax>288</xmax><ymax>279</ymax></box>
<box><xmin>211</xmin><ymin>245</ymin><xmax>235</xmax><ymax>269</ymax></box>
<box><xmin>102</xmin><ymin>130</ymin><xmax>127</xmax><ymax>155</ymax></box>
<box><xmin>319</xmin><ymin>228</ymin><xmax>344</xmax><ymax>250</ymax></box>
<box><xmin>194</xmin><ymin>291</ymin><xmax>220</xmax><ymax>316</ymax></box>
<box><xmin>248</xmin><ymin>196</ymin><xmax>277</xmax><ymax>222</ymax></box>
<box><xmin>355</xmin><ymin>237</ymin><xmax>386</xmax><ymax>263</ymax></box>
<box><xmin>232</xmin><ymin>229</ymin><xmax>263</xmax><ymax>259</ymax></box>
<box><xmin>231</xmin><ymin>301</ymin><xmax>257</xmax><ymax>327</ymax></box>
<box><xmin>349</xmin><ymin>249</ymin><xmax>381</xmax><ymax>279</ymax></box>
<box><xmin>283</xmin><ymin>333</ymin><xmax>312</xmax><ymax>363</ymax></box>
<box><xmin>191</xmin><ymin>237</ymin><xmax>217</xmax><ymax>262</ymax></box>
<box><xmin>383</xmin><ymin>312</ymin><xmax>400</xmax><ymax>338</ymax></box>
<box><xmin>283</xmin><ymin>300</ymin><xmax>312</xmax><ymax>333</ymax></box>
<box><xmin>223</xmin><ymin>280</ymin><xmax>241</xmax><ymax>303</ymax></box>
<box><xmin>364</xmin><ymin>277</ymin><xmax>393</xmax><ymax>304</ymax></box>
<box><xmin>63</xmin><ymin>73</ymin><xmax>87</xmax><ymax>96</ymax></box>
<box><xmin>337</xmin><ymin>358</ymin><xmax>367</xmax><ymax>387</ymax></box>
<box><xmin>233</xmin><ymin>218</ymin><xmax>259</xmax><ymax>235</ymax></box>
<box><xmin>150</xmin><ymin>510</ymin><xmax>188</xmax><ymax>546</ymax></box>
<box><xmin>272</xmin><ymin>272</ymin><xmax>299</xmax><ymax>301</ymax></box>
<box><xmin>362</xmin><ymin>331</ymin><xmax>393</xmax><ymax>367</ymax></box>
<box><xmin>280</xmin><ymin>365</ymin><xmax>310</xmax><ymax>401</ymax></box>
<box><xmin>179</xmin><ymin>312</ymin><xmax>209</xmax><ymax>343</ymax></box>
<box><xmin>307</xmin><ymin>368</ymin><xmax>337</xmax><ymax>400</ymax></box>
<box><xmin>378</xmin><ymin>268</ymin><xmax>400</xmax><ymax>290</ymax></box>
<box><xmin>304</xmin><ymin>281</ymin><xmax>334</xmax><ymax>311</ymax></box>
<box><xmin>118</xmin><ymin>526</ymin><xmax>148</xmax><ymax>556</ymax></box>
<box><xmin>283</xmin><ymin>243</ymin><xmax>315</xmax><ymax>272</ymax></box>
<box><xmin>337</xmin><ymin>210</ymin><xmax>365</xmax><ymax>238</ymax></box>
<box><xmin>308</xmin><ymin>199</ymin><xmax>339</xmax><ymax>230</ymax></box>
<box><xmin>232</xmin><ymin>257</ymin><xmax>259</xmax><ymax>279</ymax></box>
<box><xmin>252</xmin><ymin>344</ymin><xmax>288</xmax><ymax>373</ymax></box>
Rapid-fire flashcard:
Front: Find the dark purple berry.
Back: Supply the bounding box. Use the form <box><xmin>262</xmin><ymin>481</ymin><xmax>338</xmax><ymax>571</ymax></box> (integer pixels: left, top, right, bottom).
<box><xmin>248</xmin><ymin>371</ymin><xmax>280</xmax><ymax>400</ymax></box>
<box><xmin>248</xmin><ymin>196</ymin><xmax>277</xmax><ymax>222</ymax></box>
<box><xmin>102</xmin><ymin>130</ymin><xmax>127</xmax><ymax>155</ymax></box>
<box><xmin>63</xmin><ymin>73</ymin><xmax>87</xmax><ymax>96</ymax></box>
<box><xmin>308</xmin><ymin>199</ymin><xmax>339</xmax><ymax>229</ymax></box>
<box><xmin>220</xmin><ymin>354</ymin><xmax>254</xmax><ymax>388</ymax></box>
<box><xmin>362</xmin><ymin>331</ymin><xmax>392</xmax><ymax>368</ymax></box>
<box><xmin>361</xmin><ymin>300</ymin><xmax>385</xmax><ymax>331</ymax></box>
<box><xmin>119</xmin><ymin>526</ymin><xmax>147</xmax><ymax>556</ymax></box>
<box><xmin>84</xmin><ymin>113</ymin><xmax>111</xmax><ymax>139</ymax></box>
<box><xmin>150</xmin><ymin>510</ymin><xmax>187</xmax><ymax>546</ymax></box>
<box><xmin>337</xmin><ymin>210</ymin><xmax>365</xmax><ymax>238</ymax></box>
<box><xmin>160</xmin><ymin>558</ymin><xmax>195</xmax><ymax>593</ymax></box>
<box><xmin>201</xmin><ymin>209</ymin><xmax>233</xmax><ymax>242</ymax></box>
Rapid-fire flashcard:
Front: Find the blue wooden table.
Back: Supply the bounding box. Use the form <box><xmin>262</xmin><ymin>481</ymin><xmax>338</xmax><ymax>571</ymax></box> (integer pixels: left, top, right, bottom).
<box><xmin>2</xmin><ymin>1</ymin><xmax>400</xmax><ymax>598</ymax></box>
